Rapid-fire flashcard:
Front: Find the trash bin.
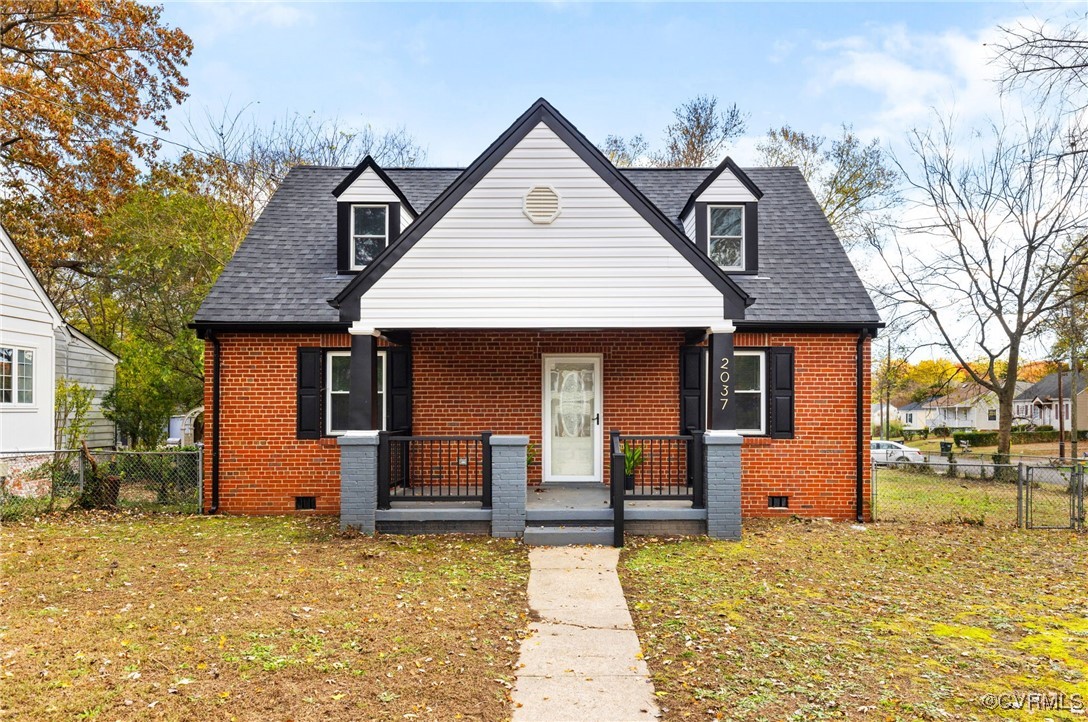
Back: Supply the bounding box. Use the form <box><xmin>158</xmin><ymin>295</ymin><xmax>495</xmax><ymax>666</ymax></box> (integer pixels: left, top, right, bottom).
<box><xmin>939</xmin><ymin>441</ymin><xmax>953</xmax><ymax>455</ymax></box>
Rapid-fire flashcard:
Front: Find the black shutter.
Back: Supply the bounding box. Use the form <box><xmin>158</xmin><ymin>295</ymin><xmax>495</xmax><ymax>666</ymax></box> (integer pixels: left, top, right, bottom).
<box><xmin>769</xmin><ymin>347</ymin><xmax>795</xmax><ymax>439</ymax></box>
<box><xmin>679</xmin><ymin>346</ymin><xmax>706</xmax><ymax>433</ymax></box>
<box><xmin>297</xmin><ymin>348</ymin><xmax>323</xmax><ymax>439</ymax></box>
<box><xmin>388</xmin><ymin>203</ymin><xmax>400</xmax><ymax>242</ymax></box>
<box><xmin>336</xmin><ymin>202</ymin><xmax>350</xmax><ymax>273</ymax></box>
<box><xmin>386</xmin><ymin>346</ymin><xmax>412</xmax><ymax>432</ymax></box>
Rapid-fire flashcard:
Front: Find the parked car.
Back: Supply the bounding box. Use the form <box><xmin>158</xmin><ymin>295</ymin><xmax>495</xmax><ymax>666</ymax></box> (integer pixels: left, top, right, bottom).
<box><xmin>870</xmin><ymin>440</ymin><xmax>926</xmax><ymax>464</ymax></box>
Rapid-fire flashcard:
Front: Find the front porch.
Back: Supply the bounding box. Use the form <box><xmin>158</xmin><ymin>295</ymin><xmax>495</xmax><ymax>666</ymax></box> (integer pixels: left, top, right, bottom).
<box><xmin>341</xmin><ymin>429</ymin><xmax>741</xmax><ymax>545</ymax></box>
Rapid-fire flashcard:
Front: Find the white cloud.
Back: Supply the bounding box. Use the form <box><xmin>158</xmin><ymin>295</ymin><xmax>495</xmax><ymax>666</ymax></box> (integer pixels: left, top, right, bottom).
<box><xmin>180</xmin><ymin>2</ymin><xmax>312</xmax><ymax>45</ymax></box>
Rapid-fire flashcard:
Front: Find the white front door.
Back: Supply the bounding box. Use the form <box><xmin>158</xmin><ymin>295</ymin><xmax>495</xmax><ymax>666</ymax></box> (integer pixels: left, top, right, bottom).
<box><xmin>542</xmin><ymin>355</ymin><xmax>602</xmax><ymax>482</ymax></box>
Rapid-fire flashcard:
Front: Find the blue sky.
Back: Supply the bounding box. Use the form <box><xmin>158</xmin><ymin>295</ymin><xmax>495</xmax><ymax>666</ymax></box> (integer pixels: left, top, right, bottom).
<box><xmin>158</xmin><ymin>1</ymin><xmax>1069</xmax><ymax>167</ymax></box>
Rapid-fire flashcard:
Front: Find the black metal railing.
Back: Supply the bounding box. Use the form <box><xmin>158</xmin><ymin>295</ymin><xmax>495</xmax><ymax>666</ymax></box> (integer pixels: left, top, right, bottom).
<box><xmin>378</xmin><ymin>431</ymin><xmax>492</xmax><ymax>509</ymax></box>
<box><xmin>616</xmin><ymin>431</ymin><xmax>705</xmax><ymax>506</ymax></box>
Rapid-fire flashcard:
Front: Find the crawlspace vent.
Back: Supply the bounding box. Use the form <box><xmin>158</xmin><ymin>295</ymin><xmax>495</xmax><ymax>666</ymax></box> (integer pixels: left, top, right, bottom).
<box><xmin>523</xmin><ymin>186</ymin><xmax>561</xmax><ymax>224</ymax></box>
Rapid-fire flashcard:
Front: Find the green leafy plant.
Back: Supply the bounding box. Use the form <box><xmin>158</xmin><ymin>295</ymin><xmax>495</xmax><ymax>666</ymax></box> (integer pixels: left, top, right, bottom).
<box><xmin>55</xmin><ymin>377</ymin><xmax>94</xmax><ymax>450</ymax></box>
<box><xmin>622</xmin><ymin>442</ymin><xmax>644</xmax><ymax>477</ymax></box>
<box><xmin>526</xmin><ymin>443</ymin><xmax>538</xmax><ymax>467</ymax></box>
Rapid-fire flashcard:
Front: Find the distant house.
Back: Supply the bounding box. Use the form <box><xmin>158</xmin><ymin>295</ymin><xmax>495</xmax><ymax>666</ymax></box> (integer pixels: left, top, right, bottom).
<box><xmin>0</xmin><ymin>224</ymin><xmax>118</xmax><ymax>452</ymax></box>
<box><xmin>920</xmin><ymin>382</ymin><xmax>1031</xmax><ymax>431</ymax></box>
<box><xmin>898</xmin><ymin>400</ymin><xmax>933</xmax><ymax>431</ymax></box>
<box><xmin>1014</xmin><ymin>372</ymin><xmax>1088</xmax><ymax>431</ymax></box>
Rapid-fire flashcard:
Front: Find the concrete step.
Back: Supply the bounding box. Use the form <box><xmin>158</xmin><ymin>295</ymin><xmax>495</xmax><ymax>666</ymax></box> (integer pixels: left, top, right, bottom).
<box><xmin>523</xmin><ymin>525</ymin><xmax>615</xmax><ymax>546</ymax></box>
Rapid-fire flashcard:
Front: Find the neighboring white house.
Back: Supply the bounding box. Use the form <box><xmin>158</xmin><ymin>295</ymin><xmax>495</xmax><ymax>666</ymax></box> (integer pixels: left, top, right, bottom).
<box><xmin>1</xmin><ymin>224</ymin><xmax>118</xmax><ymax>452</ymax></box>
<box><xmin>898</xmin><ymin>400</ymin><xmax>934</xmax><ymax>431</ymax></box>
<box><xmin>1014</xmin><ymin>372</ymin><xmax>1088</xmax><ymax>431</ymax></box>
<box><xmin>918</xmin><ymin>381</ymin><xmax>1032</xmax><ymax>431</ymax></box>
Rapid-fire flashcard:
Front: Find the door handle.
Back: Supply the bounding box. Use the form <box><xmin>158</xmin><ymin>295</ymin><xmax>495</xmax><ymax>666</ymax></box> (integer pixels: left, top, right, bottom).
<box><xmin>594</xmin><ymin>413</ymin><xmax>600</xmax><ymax>426</ymax></box>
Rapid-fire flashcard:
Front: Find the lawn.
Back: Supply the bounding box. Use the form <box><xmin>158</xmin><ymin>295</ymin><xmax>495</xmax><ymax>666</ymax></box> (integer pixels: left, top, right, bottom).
<box><xmin>0</xmin><ymin>514</ymin><xmax>530</xmax><ymax>721</ymax></box>
<box><xmin>620</xmin><ymin>521</ymin><xmax>1088</xmax><ymax>721</ymax></box>
<box><xmin>872</xmin><ymin>466</ymin><xmax>1078</xmax><ymax>528</ymax></box>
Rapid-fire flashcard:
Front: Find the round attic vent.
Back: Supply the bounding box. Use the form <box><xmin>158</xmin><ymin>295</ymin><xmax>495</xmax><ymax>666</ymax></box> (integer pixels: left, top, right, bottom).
<box><xmin>523</xmin><ymin>186</ymin><xmax>561</xmax><ymax>224</ymax></box>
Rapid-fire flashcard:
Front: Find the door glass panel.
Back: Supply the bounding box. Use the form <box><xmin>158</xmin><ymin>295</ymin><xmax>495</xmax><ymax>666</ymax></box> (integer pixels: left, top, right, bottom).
<box><xmin>549</xmin><ymin>361</ymin><xmax>595</xmax><ymax>477</ymax></box>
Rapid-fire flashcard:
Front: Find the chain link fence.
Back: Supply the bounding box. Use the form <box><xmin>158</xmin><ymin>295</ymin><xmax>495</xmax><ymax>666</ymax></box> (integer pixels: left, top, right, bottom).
<box><xmin>872</xmin><ymin>459</ymin><xmax>1086</xmax><ymax>529</ymax></box>
<box><xmin>0</xmin><ymin>449</ymin><xmax>202</xmax><ymax>520</ymax></box>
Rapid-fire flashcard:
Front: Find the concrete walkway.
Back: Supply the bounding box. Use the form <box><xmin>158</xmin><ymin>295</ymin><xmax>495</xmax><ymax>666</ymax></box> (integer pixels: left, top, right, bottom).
<box><xmin>511</xmin><ymin>547</ymin><xmax>660</xmax><ymax>721</ymax></box>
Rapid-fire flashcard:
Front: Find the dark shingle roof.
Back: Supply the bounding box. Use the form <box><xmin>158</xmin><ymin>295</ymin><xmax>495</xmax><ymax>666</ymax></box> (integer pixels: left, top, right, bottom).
<box><xmin>195</xmin><ymin>165</ymin><xmax>880</xmax><ymax>327</ymax></box>
<box><xmin>1015</xmin><ymin>372</ymin><xmax>1088</xmax><ymax>402</ymax></box>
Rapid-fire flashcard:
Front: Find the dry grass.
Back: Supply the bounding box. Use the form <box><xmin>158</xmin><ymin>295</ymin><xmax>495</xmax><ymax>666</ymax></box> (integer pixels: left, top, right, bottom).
<box><xmin>620</xmin><ymin>521</ymin><xmax>1088</xmax><ymax>721</ymax></box>
<box><xmin>0</xmin><ymin>514</ymin><xmax>530</xmax><ymax>721</ymax></box>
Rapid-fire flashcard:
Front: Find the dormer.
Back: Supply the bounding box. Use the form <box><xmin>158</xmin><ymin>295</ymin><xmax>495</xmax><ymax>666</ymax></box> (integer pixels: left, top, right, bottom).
<box><xmin>332</xmin><ymin>156</ymin><xmax>418</xmax><ymax>273</ymax></box>
<box><xmin>679</xmin><ymin>157</ymin><xmax>763</xmax><ymax>275</ymax></box>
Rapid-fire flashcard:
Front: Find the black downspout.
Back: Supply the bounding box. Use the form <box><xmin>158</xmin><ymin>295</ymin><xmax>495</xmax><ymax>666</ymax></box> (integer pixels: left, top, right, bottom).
<box><xmin>855</xmin><ymin>329</ymin><xmax>870</xmax><ymax>523</ymax></box>
<box><xmin>209</xmin><ymin>332</ymin><xmax>222</xmax><ymax>514</ymax></box>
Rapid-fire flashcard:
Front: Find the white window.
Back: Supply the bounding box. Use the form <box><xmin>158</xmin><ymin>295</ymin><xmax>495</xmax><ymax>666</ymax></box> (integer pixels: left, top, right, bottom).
<box><xmin>708</xmin><ymin>205</ymin><xmax>744</xmax><ymax>271</ymax></box>
<box><xmin>905</xmin><ymin>412</ymin><xmax>913</xmax><ymax>424</ymax></box>
<box><xmin>0</xmin><ymin>347</ymin><xmax>34</xmax><ymax>405</ymax></box>
<box><xmin>350</xmin><ymin>204</ymin><xmax>389</xmax><ymax>270</ymax></box>
<box><xmin>734</xmin><ymin>350</ymin><xmax>765</xmax><ymax>435</ymax></box>
<box><xmin>326</xmin><ymin>350</ymin><xmax>386</xmax><ymax>434</ymax></box>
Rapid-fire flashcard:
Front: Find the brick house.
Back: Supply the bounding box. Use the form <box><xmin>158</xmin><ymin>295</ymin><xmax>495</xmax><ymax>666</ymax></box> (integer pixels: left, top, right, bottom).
<box><xmin>193</xmin><ymin>99</ymin><xmax>881</xmax><ymax>540</ymax></box>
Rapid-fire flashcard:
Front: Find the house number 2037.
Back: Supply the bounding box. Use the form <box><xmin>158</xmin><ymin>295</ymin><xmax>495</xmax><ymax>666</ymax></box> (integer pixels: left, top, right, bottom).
<box><xmin>719</xmin><ymin>356</ymin><xmax>730</xmax><ymax>410</ymax></box>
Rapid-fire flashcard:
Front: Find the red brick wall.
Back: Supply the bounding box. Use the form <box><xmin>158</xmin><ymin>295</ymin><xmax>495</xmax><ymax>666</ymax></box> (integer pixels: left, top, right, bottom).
<box><xmin>204</xmin><ymin>330</ymin><xmax>871</xmax><ymax>521</ymax></box>
<box><xmin>735</xmin><ymin>331</ymin><xmax>871</xmax><ymax>521</ymax></box>
<box><xmin>411</xmin><ymin>330</ymin><xmax>684</xmax><ymax>484</ymax></box>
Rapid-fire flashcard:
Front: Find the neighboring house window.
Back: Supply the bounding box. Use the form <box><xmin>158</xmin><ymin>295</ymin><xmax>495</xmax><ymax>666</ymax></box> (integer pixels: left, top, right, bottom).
<box><xmin>351</xmin><ymin>204</ymin><xmax>388</xmax><ymax>269</ymax></box>
<box><xmin>326</xmin><ymin>350</ymin><xmax>386</xmax><ymax>434</ymax></box>
<box><xmin>0</xmin><ymin>347</ymin><xmax>33</xmax><ymax>405</ymax></box>
<box><xmin>708</xmin><ymin>205</ymin><xmax>744</xmax><ymax>271</ymax></box>
<box><xmin>734</xmin><ymin>350</ymin><xmax>765</xmax><ymax>434</ymax></box>
<box><xmin>905</xmin><ymin>412</ymin><xmax>913</xmax><ymax>424</ymax></box>
<box><xmin>988</xmin><ymin>409</ymin><xmax>997</xmax><ymax>421</ymax></box>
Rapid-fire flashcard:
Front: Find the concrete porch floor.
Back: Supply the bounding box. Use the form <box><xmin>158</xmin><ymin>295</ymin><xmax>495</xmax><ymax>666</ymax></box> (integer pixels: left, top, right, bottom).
<box><xmin>528</xmin><ymin>482</ymin><xmax>695</xmax><ymax>510</ymax></box>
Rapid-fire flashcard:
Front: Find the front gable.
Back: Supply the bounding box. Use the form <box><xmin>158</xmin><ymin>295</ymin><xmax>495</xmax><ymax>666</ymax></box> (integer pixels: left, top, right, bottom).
<box><xmin>333</xmin><ymin>99</ymin><xmax>751</xmax><ymax>329</ymax></box>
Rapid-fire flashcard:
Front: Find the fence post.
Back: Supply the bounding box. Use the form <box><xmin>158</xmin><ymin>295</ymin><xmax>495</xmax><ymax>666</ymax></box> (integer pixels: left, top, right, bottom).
<box><xmin>1017</xmin><ymin>462</ymin><xmax>1024</xmax><ymax>529</ymax></box>
<box><xmin>871</xmin><ymin>461</ymin><xmax>878</xmax><ymax>522</ymax></box>
<box><xmin>610</xmin><ymin>430</ymin><xmax>624</xmax><ymax>547</ymax></box>
<box><xmin>78</xmin><ymin>452</ymin><xmax>85</xmax><ymax>495</ymax></box>
<box><xmin>481</xmin><ymin>431</ymin><xmax>493</xmax><ymax>509</ymax></box>
<box><xmin>197</xmin><ymin>447</ymin><xmax>204</xmax><ymax>514</ymax></box>
<box><xmin>377</xmin><ymin>430</ymin><xmax>391</xmax><ymax>511</ymax></box>
<box><xmin>690</xmin><ymin>430</ymin><xmax>705</xmax><ymax>509</ymax></box>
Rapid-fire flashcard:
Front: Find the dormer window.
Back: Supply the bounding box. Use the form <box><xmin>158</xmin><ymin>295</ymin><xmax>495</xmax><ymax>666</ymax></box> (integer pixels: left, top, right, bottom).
<box><xmin>351</xmin><ymin>204</ymin><xmax>388</xmax><ymax>269</ymax></box>
<box><xmin>709</xmin><ymin>205</ymin><xmax>744</xmax><ymax>271</ymax></box>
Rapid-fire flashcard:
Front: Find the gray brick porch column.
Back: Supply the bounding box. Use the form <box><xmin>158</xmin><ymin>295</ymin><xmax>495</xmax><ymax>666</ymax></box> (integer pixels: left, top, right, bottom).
<box><xmin>490</xmin><ymin>435</ymin><xmax>528</xmax><ymax>538</ymax></box>
<box><xmin>339</xmin><ymin>431</ymin><xmax>380</xmax><ymax>533</ymax></box>
<box><xmin>705</xmin><ymin>430</ymin><xmax>742</xmax><ymax>540</ymax></box>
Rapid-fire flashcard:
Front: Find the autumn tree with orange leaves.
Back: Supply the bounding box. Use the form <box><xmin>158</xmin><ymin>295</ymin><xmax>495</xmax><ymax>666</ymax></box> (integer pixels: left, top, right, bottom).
<box><xmin>0</xmin><ymin>1</ymin><xmax>192</xmax><ymax>303</ymax></box>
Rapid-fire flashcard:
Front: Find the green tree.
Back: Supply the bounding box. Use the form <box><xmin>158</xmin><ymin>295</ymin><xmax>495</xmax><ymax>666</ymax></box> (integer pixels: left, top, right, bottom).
<box><xmin>103</xmin><ymin>341</ymin><xmax>179</xmax><ymax>449</ymax></box>
<box><xmin>757</xmin><ymin>125</ymin><xmax>898</xmax><ymax>249</ymax></box>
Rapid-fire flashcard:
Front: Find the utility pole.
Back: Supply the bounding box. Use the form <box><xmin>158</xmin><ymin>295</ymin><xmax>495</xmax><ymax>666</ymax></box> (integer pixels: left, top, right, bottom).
<box><xmin>1071</xmin><ymin>298</ymin><xmax>1081</xmax><ymax>461</ymax></box>
<box><xmin>1058</xmin><ymin>367</ymin><xmax>1066</xmax><ymax>459</ymax></box>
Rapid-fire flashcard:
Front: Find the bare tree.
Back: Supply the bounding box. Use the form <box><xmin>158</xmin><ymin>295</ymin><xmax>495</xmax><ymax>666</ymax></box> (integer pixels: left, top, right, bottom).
<box><xmin>993</xmin><ymin>12</ymin><xmax>1088</xmax><ymax>111</ymax></box>
<box><xmin>601</xmin><ymin>133</ymin><xmax>649</xmax><ymax>167</ymax></box>
<box><xmin>876</xmin><ymin>113</ymin><xmax>1088</xmax><ymax>459</ymax></box>
<box><xmin>654</xmin><ymin>95</ymin><xmax>747</xmax><ymax>167</ymax></box>
<box><xmin>185</xmin><ymin>105</ymin><xmax>427</xmax><ymax>242</ymax></box>
<box><xmin>757</xmin><ymin>124</ymin><xmax>899</xmax><ymax>249</ymax></box>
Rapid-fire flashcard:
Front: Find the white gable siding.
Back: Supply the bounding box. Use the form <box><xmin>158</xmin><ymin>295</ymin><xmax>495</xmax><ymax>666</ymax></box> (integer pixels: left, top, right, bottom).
<box><xmin>1</xmin><ymin>232</ymin><xmax>58</xmax><ymax>327</ymax></box>
<box><xmin>1</xmin><ymin>226</ymin><xmax>59</xmax><ymax>451</ymax></box>
<box><xmin>682</xmin><ymin>210</ymin><xmax>697</xmax><ymax>243</ymax></box>
<box><xmin>336</xmin><ymin>168</ymin><xmax>415</xmax><ymax>231</ymax></box>
<box><xmin>55</xmin><ymin>328</ymin><xmax>117</xmax><ymax>448</ymax></box>
<box><xmin>357</xmin><ymin>122</ymin><xmax>726</xmax><ymax>329</ymax></box>
<box><xmin>695</xmin><ymin>169</ymin><xmax>757</xmax><ymax>204</ymax></box>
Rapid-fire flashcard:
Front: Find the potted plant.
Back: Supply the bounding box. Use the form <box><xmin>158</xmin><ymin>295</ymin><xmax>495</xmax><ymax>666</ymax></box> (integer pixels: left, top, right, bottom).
<box><xmin>622</xmin><ymin>442</ymin><xmax>643</xmax><ymax>491</ymax></box>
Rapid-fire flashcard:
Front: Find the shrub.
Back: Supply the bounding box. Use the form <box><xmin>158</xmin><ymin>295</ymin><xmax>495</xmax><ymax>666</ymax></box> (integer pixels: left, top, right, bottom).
<box><xmin>932</xmin><ymin>426</ymin><xmax>951</xmax><ymax>438</ymax></box>
<box><xmin>1035</xmin><ymin>425</ymin><xmax>1054</xmax><ymax>432</ymax></box>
